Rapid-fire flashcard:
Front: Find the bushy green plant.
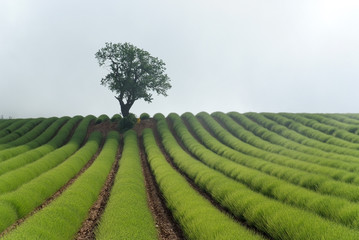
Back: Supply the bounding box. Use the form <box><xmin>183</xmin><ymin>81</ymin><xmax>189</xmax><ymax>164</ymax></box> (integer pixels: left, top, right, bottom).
<box><xmin>118</xmin><ymin>113</ymin><xmax>137</xmax><ymax>133</ymax></box>
<box><xmin>111</xmin><ymin>114</ymin><xmax>122</xmax><ymax>122</ymax></box>
<box><xmin>96</xmin><ymin>114</ymin><xmax>110</xmax><ymax>124</ymax></box>
<box><xmin>140</xmin><ymin>113</ymin><xmax>150</xmax><ymax>120</ymax></box>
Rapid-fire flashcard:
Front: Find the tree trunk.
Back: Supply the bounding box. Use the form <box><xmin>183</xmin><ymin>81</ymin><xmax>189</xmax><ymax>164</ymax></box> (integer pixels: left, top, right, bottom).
<box><xmin>116</xmin><ymin>96</ymin><xmax>133</xmax><ymax>117</ymax></box>
<box><xmin>121</xmin><ymin>105</ymin><xmax>131</xmax><ymax>117</ymax></box>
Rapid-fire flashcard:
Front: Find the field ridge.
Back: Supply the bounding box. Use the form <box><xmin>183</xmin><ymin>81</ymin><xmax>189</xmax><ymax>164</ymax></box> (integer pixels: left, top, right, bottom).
<box><xmin>1</xmin><ymin>112</ymin><xmax>359</xmax><ymax>239</ymax></box>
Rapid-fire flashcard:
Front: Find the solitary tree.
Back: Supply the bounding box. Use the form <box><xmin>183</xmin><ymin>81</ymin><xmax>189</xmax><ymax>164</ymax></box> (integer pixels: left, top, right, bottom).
<box><xmin>95</xmin><ymin>42</ymin><xmax>171</xmax><ymax>117</ymax></box>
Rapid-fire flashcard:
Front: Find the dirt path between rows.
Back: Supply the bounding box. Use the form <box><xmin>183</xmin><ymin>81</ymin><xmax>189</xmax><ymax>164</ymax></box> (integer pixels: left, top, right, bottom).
<box><xmin>135</xmin><ymin>119</ymin><xmax>184</xmax><ymax>240</ymax></box>
<box><xmin>73</xmin><ymin>121</ymin><xmax>122</xmax><ymax>239</ymax></box>
<box><xmin>75</xmin><ymin>144</ymin><xmax>122</xmax><ymax>240</ymax></box>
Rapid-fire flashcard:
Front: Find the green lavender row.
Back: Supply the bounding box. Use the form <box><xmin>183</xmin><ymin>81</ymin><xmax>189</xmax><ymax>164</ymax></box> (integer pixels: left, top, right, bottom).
<box><xmin>270</xmin><ymin>113</ymin><xmax>354</xmax><ymax>145</ymax></box>
<box><xmin>281</xmin><ymin>113</ymin><xmax>359</xmax><ymax>143</ymax></box>
<box><xmin>96</xmin><ymin>130</ymin><xmax>157</xmax><ymax>240</ymax></box>
<box><xmin>200</xmin><ymin>112</ymin><xmax>359</xmax><ymax>185</ymax></box>
<box><xmin>346</xmin><ymin>114</ymin><xmax>359</xmax><ymax>121</ymax></box>
<box><xmin>0</xmin><ymin>119</ymin><xmax>28</xmax><ymax>138</ymax></box>
<box><xmin>0</xmin><ymin>117</ymin><xmax>77</xmax><ymax>176</ymax></box>
<box><xmin>323</xmin><ymin>113</ymin><xmax>359</xmax><ymax>126</ymax></box>
<box><xmin>0</xmin><ymin>117</ymin><xmax>57</xmax><ymax>150</ymax></box>
<box><xmin>2</xmin><ymin>131</ymin><xmax>119</xmax><ymax>240</ymax></box>
<box><xmin>178</xmin><ymin>113</ymin><xmax>359</xmax><ymax>202</ymax></box>
<box><xmin>155</xmin><ymin>113</ymin><xmax>359</xmax><ymax>240</ymax></box>
<box><xmin>213</xmin><ymin>112</ymin><xmax>359</xmax><ymax>174</ymax></box>
<box><xmin>143</xmin><ymin>127</ymin><xmax>264</xmax><ymax>240</ymax></box>
<box><xmin>96</xmin><ymin>114</ymin><xmax>110</xmax><ymax>124</ymax></box>
<box><xmin>0</xmin><ymin>116</ymin><xmax>72</xmax><ymax>163</ymax></box>
<box><xmin>0</xmin><ymin>119</ymin><xmax>17</xmax><ymax>132</ymax></box>
<box><xmin>178</xmin><ymin>112</ymin><xmax>359</xmax><ymax>228</ymax></box>
<box><xmin>253</xmin><ymin>113</ymin><xmax>359</xmax><ymax>158</ymax></box>
<box><xmin>0</xmin><ymin>115</ymin><xmax>94</xmax><ymax>194</ymax></box>
<box><xmin>265</xmin><ymin>113</ymin><xmax>359</xmax><ymax>150</ymax></box>
<box><xmin>302</xmin><ymin>113</ymin><xmax>359</xmax><ymax>133</ymax></box>
<box><xmin>0</xmin><ymin>131</ymin><xmax>101</xmax><ymax>233</ymax></box>
<box><xmin>230</xmin><ymin>112</ymin><xmax>359</xmax><ymax>164</ymax></box>
<box><xmin>0</xmin><ymin>118</ymin><xmax>43</xmax><ymax>145</ymax></box>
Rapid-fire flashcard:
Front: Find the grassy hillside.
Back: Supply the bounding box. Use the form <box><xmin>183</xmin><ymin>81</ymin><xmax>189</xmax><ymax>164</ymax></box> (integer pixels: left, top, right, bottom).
<box><xmin>1</xmin><ymin>112</ymin><xmax>359</xmax><ymax>239</ymax></box>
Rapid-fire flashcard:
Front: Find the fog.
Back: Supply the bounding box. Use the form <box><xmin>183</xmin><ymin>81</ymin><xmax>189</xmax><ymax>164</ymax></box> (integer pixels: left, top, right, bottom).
<box><xmin>1</xmin><ymin>0</ymin><xmax>359</xmax><ymax>118</ymax></box>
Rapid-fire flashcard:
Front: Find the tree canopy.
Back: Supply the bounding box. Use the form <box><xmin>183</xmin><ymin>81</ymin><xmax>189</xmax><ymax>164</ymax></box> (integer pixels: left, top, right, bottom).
<box><xmin>95</xmin><ymin>42</ymin><xmax>171</xmax><ymax>117</ymax></box>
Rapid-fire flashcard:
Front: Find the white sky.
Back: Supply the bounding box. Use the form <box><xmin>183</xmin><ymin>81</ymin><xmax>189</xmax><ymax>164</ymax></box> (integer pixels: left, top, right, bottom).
<box><xmin>1</xmin><ymin>0</ymin><xmax>359</xmax><ymax>118</ymax></box>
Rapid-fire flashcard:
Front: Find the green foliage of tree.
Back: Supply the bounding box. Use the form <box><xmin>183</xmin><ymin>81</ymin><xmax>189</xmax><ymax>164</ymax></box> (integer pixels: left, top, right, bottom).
<box><xmin>95</xmin><ymin>42</ymin><xmax>171</xmax><ymax>117</ymax></box>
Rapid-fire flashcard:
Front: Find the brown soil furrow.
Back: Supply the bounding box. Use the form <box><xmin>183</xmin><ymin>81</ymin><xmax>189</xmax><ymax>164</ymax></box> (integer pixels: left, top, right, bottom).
<box><xmin>75</xmin><ymin>142</ymin><xmax>122</xmax><ymax>240</ymax></box>
<box><xmin>85</xmin><ymin>120</ymin><xmax>118</xmax><ymax>143</ymax></box>
<box><xmin>136</xmin><ymin>120</ymin><xmax>184</xmax><ymax>240</ymax></box>
<box><xmin>167</xmin><ymin>116</ymin><xmax>272</xmax><ymax>240</ymax></box>
<box><xmin>0</xmin><ymin>136</ymin><xmax>105</xmax><ymax>238</ymax></box>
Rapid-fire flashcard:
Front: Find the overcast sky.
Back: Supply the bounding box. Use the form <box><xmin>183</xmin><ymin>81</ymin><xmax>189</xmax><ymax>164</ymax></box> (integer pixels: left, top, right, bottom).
<box><xmin>1</xmin><ymin>0</ymin><xmax>359</xmax><ymax>118</ymax></box>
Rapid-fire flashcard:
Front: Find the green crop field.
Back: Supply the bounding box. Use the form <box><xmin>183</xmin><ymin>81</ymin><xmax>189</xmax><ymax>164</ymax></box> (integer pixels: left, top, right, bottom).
<box><xmin>1</xmin><ymin>112</ymin><xmax>359</xmax><ymax>239</ymax></box>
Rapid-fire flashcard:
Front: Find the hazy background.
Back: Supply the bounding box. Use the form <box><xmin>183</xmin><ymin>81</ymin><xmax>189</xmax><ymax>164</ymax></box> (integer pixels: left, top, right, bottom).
<box><xmin>1</xmin><ymin>0</ymin><xmax>359</xmax><ymax>118</ymax></box>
